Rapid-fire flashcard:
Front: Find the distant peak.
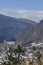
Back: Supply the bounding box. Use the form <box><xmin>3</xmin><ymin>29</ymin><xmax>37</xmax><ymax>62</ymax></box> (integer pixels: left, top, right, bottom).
<box><xmin>40</xmin><ymin>20</ymin><xmax>43</xmax><ymax>23</ymax></box>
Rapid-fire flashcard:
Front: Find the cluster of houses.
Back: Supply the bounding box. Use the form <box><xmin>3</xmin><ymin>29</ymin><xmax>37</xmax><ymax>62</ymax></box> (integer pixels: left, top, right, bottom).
<box><xmin>0</xmin><ymin>41</ymin><xmax>43</xmax><ymax>65</ymax></box>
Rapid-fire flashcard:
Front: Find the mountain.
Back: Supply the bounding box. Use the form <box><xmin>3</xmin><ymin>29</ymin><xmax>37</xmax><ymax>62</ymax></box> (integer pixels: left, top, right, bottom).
<box><xmin>0</xmin><ymin>14</ymin><xmax>36</xmax><ymax>42</ymax></box>
<box><xmin>17</xmin><ymin>20</ymin><xmax>43</xmax><ymax>44</ymax></box>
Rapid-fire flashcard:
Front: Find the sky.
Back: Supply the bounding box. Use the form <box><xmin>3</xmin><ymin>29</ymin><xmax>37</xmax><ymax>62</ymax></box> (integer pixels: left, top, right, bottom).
<box><xmin>0</xmin><ymin>0</ymin><xmax>43</xmax><ymax>22</ymax></box>
<box><xmin>0</xmin><ymin>0</ymin><xmax>43</xmax><ymax>10</ymax></box>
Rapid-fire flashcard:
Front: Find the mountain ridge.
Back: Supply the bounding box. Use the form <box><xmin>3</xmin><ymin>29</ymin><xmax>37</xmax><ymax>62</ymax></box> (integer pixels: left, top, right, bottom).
<box><xmin>17</xmin><ymin>20</ymin><xmax>43</xmax><ymax>44</ymax></box>
<box><xmin>0</xmin><ymin>14</ymin><xmax>36</xmax><ymax>42</ymax></box>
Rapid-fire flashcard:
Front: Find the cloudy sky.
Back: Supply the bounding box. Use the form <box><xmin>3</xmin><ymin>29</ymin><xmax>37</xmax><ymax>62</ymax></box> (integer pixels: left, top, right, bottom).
<box><xmin>0</xmin><ymin>0</ymin><xmax>43</xmax><ymax>22</ymax></box>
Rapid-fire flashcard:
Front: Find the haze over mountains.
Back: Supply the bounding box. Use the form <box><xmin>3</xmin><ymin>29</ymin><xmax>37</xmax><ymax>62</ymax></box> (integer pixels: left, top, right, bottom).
<box><xmin>0</xmin><ymin>10</ymin><xmax>43</xmax><ymax>22</ymax></box>
<box><xmin>0</xmin><ymin>14</ymin><xmax>36</xmax><ymax>42</ymax></box>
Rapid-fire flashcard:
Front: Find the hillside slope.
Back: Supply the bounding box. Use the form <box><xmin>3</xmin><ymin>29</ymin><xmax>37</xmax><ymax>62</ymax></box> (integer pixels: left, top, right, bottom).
<box><xmin>0</xmin><ymin>14</ymin><xmax>36</xmax><ymax>42</ymax></box>
<box><xmin>17</xmin><ymin>20</ymin><xmax>43</xmax><ymax>44</ymax></box>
